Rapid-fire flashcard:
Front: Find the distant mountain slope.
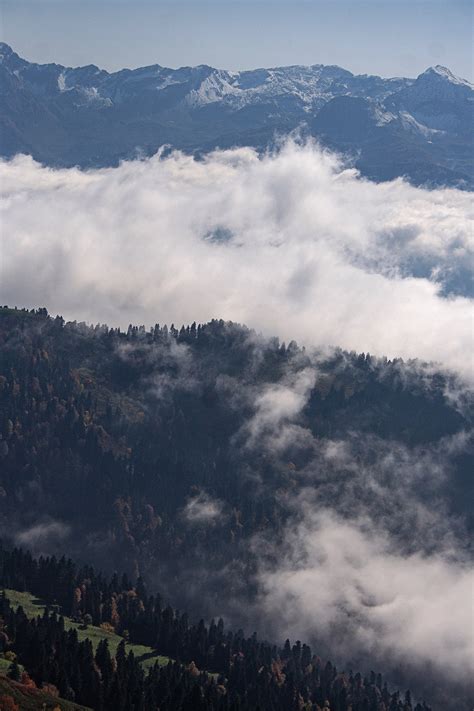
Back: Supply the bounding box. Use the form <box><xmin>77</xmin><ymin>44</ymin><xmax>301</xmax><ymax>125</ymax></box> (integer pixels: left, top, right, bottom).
<box><xmin>0</xmin><ymin>43</ymin><xmax>472</xmax><ymax>187</ymax></box>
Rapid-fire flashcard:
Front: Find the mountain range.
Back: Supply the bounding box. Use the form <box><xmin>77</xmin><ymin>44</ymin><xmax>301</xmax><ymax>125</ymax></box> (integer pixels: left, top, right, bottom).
<box><xmin>1</xmin><ymin>42</ymin><xmax>472</xmax><ymax>186</ymax></box>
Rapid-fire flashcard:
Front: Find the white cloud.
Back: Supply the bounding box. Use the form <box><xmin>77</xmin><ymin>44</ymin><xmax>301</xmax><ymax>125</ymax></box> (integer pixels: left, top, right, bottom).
<box><xmin>0</xmin><ymin>140</ymin><xmax>472</xmax><ymax>380</ymax></box>
<box><xmin>182</xmin><ymin>491</ymin><xmax>225</xmax><ymax>526</ymax></box>
<box><xmin>241</xmin><ymin>367</ymin><xmax>316</xmax><ymax>451</ymax></box>
<box><xmin>257</xmin><ymin>509</ymin><xmax>474</xmax><ymax>686</ymax></box>
<box><xmin>15</xmin><ymin>520</ymin><xmax>71</xmax><ymax>550</ymax></box>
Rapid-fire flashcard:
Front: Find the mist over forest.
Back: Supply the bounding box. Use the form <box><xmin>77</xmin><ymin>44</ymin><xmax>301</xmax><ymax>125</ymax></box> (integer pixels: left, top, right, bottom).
<box><xmin>0</xmin><ymin>305</ymin><xmax>472</xmax><ymax>709</ymax></box>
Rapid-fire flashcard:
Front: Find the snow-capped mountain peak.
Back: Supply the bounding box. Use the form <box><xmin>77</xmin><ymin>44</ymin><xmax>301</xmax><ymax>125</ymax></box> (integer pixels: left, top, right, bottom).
<box><xmin>0</xmin><ymin>42</ymin><xmax>14</xmax><ymax>59</ymax></box>
<box><xmin>418</xmin><ymin>65</ymin><xmax>473</xmax><ymax>88</ymax></box>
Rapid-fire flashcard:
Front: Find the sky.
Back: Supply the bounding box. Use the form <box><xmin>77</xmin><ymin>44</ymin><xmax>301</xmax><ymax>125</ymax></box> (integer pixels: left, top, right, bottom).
<box><xmin>1</xmin><ymin>0</ymin><xmax>472</xmax><ymax>80</ymax></box>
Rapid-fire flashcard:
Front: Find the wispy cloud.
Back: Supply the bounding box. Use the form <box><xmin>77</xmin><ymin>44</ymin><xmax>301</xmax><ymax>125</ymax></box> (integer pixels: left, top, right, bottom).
<box><xmin>14</xmin><ymin>520</ymin><xmax>71</xmax><ymax>555</ymax></box>
<box><xmin>182</xmin><ymin>491</ymin><xmax>225</xmax><ymax>526</ymax></box>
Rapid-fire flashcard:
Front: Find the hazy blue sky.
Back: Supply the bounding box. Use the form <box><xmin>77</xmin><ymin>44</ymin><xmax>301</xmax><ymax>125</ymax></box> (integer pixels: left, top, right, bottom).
<box><xmin>1</xmin><ymin>0</ymin><xmax>472</xmax><ymax>80</ymax></box>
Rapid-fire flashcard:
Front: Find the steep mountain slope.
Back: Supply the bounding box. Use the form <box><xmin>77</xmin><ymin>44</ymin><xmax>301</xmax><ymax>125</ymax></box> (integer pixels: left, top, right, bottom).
<box><xmin>0</xmin><ymin>43</ymin><xmax>472</xmax><ymax>186</ymax></box>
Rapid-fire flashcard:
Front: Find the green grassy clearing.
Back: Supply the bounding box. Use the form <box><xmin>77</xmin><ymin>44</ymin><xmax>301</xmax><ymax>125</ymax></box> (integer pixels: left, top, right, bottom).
<box><xmin>0</xmin><ymin>656</ymin><xmax>21</xmax><ymax>675</ymax></box>
<box><xmin>2</xmin><ymin>588</ymin><xmax>171</xmax><ymax>671</ymax></box>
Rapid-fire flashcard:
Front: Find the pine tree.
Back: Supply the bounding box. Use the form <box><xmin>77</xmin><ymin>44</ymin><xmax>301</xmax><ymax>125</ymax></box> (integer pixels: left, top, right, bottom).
<box><xmin>7</xmin><ymin>660</ymin><xmax>21</xmax><ymax>682</ymax></box>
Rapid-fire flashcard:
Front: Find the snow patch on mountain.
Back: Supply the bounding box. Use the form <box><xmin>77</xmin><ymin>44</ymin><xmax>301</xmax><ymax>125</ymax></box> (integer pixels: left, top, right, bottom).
<box><xmin>373</xmin><ymin>106</ymin><xmax>396</xmax><ymax>126</ymax></box>
<box><xmin>57</xmin><ymin>71</ymin><xmax>67</xmax><ymax>91</ymax></box>
<box><xmin>155</xmin><ymin>75</ymin><xmax>183</xmax><ymax>91</ymax></box>
<box><xmin>185</xmin><ymin>70</ymin><xmax>241</xmax><ymax>107</ymax></box>
<box><xmin>79</xmin><ymin>86</ymin><xmax>113</xmax><ymax>107</ymax></box>
<box><xmin>400</xmin><ymin>111</ymin><xmax>446</xmax><ymax>137</ymax></box>
<box><xmin>423</xmin><ymin>65</ymin><xmax>473</xmax><ymax>88</ymax></box>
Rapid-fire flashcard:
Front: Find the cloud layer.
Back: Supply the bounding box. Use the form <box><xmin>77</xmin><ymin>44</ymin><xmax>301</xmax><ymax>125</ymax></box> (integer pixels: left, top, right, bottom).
<box><xmin>1</xmin><ymin>140</ymin><xmax>472</xmax><ymax>379</ymax></box>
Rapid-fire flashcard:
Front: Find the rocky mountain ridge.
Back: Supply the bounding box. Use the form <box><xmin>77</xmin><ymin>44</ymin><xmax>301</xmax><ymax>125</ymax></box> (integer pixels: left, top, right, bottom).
<box><xmin>1</xmin><ymin>42</ymin><xmax>472</xmax><ymax>186</ymax></box>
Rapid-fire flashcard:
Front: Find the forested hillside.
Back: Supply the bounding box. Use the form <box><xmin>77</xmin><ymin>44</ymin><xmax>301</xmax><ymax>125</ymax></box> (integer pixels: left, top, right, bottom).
<box><xmin>0</xmin><ymin>306</ymin><xmax>472</xmax><ymax>709</ymax></box>
<box><xmin>0</xmin><ymin>545</ymin><xmax>431</xmax><ymax>710</ymax></box>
